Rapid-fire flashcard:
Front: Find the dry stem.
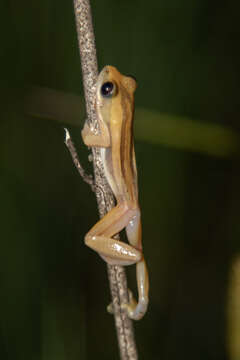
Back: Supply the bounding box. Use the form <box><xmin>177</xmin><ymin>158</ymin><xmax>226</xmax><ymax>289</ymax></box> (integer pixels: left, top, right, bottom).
<box><xmin>72</xmin><ymin>0</ymin><xmax>138</xmax><ymax>358</ymax></box>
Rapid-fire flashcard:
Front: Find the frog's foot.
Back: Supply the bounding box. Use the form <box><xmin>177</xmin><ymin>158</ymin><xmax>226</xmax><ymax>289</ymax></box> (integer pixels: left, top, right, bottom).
<box><xmin>121</xmin><ymin>289</ymin><xmax>148</xmax><ymax>321</ymax></box>
<box><xmin>106</xmin><ymin>289</ymin><xmax>136</xmax><ymax>316</ymax></box>
<box><xmin>108</xmin><ymin>289</ymin><xmax>148</xmax><ymax>321</ymax></box>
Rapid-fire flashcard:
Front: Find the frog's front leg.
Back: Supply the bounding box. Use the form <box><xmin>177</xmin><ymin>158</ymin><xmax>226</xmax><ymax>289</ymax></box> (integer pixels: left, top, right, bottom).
<box><xmin>84</xmin><ymin>203</ymin><xmax>142</xmax><ymax>265</ymax></box>
<box><xmin>81</xmin><ymin>113</ymin><xmax>110</xmax><ymax>148</ymax></box>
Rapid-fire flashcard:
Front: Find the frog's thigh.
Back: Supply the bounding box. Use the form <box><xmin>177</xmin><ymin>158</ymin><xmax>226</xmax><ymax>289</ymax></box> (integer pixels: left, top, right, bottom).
<box><xmin>85</xmin><ymin>203</ymin><xmax>141</xmax><ymax>265</ymax></box>
<box><xmin>126</xmin><ymin>209</ymin><xmax>141</xmax><ymax>249</ymax></box>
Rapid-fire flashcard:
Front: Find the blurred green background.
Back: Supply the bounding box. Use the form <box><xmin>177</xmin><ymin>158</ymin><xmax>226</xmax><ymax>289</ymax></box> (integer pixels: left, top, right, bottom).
<box><xmin>1</xmin><ymin>0</ymin><xmax>240</xmax><ymax>359</ymax></box>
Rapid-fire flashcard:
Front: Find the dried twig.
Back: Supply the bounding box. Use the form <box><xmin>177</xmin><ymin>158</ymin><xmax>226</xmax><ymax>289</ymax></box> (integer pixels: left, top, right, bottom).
<box><xmin>72</xmin><ymin>0</ymin><xmax>138</xmax><ymax>359</ymax></box>
<box><xmin>64</xmin><ymin>128</ymin><xmax>95</xmax><ymax>191</ymax></box>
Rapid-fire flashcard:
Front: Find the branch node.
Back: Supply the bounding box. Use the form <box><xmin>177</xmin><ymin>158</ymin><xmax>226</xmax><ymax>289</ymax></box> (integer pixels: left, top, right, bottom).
<box><xmin>64</xmin><ymin>128</ymin><xmax>95</xmax><ymax>192</ymax></box>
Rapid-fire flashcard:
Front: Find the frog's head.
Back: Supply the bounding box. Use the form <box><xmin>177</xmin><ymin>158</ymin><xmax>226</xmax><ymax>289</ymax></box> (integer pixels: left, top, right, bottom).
<box><xmin>96</xmin><ymin>66</ymin><xmax>137</xmax><ymax>125</ymax></box>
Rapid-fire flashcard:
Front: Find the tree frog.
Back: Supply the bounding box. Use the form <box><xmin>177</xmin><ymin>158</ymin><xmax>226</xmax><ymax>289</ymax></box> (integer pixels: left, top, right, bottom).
<box><xmin>81</xmin><ymin>66</ymin><xmax>149</xmax><ymax>320</ymax></box>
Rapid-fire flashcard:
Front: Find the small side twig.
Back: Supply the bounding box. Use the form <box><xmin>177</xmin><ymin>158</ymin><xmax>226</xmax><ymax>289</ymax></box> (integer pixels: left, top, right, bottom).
<box><xmin>73</xmin><ymin>0</ymin><xmax>138</xmax><ymax>359</ymax></box>
<box><xmin>64</xmin><ymin>128</ymin><xmax>95</xmax><ymax>191</ymax></box>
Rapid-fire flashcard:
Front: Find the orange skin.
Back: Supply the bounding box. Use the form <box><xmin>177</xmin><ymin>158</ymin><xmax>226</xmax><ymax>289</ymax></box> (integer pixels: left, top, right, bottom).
<box><xmin>82</xmin><ymin>66</ymin><xmax>149</xmax><ymax>320</ymax></box>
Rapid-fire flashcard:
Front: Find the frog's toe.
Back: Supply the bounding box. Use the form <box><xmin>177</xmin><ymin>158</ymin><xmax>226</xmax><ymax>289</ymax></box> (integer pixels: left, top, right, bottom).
<box><xmin>107</xmin><ymin>302</ymin><xmax>114</xmax><ymax>314</ymax></box>
<box><xmin>121</xmin><ymin>289</ymin><xmax>148</xmax><ymax>320</ymax></box>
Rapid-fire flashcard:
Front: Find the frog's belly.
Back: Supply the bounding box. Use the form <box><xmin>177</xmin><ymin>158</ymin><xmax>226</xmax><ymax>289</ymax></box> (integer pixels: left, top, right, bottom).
<box><xmin>100</xmin><ymin>147</ymin><xmax>120</xmax><ymax>198</ymax></box>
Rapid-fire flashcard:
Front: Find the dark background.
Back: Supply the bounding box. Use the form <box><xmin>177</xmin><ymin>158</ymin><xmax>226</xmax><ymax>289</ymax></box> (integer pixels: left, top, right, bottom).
<box><xmin>1</xmin><ymin>0</ymin><xmax>240</xmax><ymax>359</ymax></box>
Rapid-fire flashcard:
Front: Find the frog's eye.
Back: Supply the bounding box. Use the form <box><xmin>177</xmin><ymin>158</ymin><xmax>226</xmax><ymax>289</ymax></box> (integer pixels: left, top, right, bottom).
<box><xmin>100</xmin><ymin>81</ymin><xmax>117</xmax><ymax>98</ymax></box>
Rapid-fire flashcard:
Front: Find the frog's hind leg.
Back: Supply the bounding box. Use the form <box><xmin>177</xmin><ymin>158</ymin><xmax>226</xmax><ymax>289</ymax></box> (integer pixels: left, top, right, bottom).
<box><xmin>124</xmin><ymin>210</ymin><xmax>149</xmax><ymax>320</ymax></box>
<box><xmin>84</xmin><ymin>203</ymin><xmax>142</xmax><ymax>265</ymax></box>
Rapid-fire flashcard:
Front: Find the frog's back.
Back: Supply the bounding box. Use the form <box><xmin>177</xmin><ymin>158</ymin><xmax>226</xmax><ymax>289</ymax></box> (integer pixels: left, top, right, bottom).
<box><xmin>97</xmin><ymin>66</ymin><xmax>138</xmax><ymax>206</ymax></box>
<box><xmin>106</xmin><ymin>91</ymin><xmax>138</xmax><ymax>205</ymax></box>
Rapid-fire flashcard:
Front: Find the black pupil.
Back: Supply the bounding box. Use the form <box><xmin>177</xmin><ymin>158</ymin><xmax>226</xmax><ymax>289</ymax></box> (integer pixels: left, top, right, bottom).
<box><xmin>101</xmin><ymin>82</ymin><xmax>114</xmax><ymax>97</ymax></box>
